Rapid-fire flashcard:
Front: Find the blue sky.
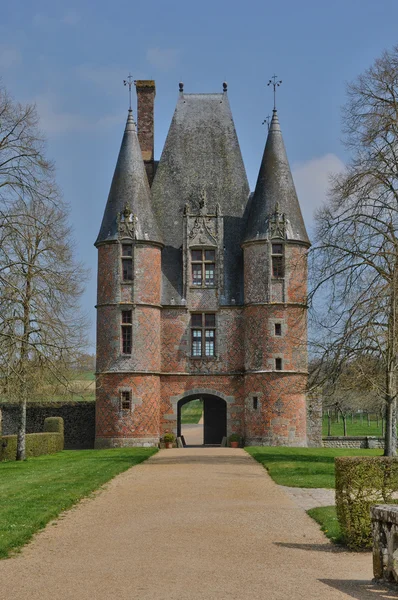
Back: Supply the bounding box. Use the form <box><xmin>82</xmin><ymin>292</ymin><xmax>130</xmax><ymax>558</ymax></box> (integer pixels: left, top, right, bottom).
<box><xmin>2</xmin><ymin>0</ymin><xmax>398</xmax><ymax>350</ymax></box>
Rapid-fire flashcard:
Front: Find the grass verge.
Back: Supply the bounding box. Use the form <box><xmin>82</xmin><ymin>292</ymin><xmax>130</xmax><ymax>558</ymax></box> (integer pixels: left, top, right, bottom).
<box><xmin>181</xmin><ymin>399</ymin><xmax>203</xmax><ymax>424</ymax></box>
<box><xmin>245</xmin><ymin>446</ymin><xmax>382</xmax><ymax>488</ymax></box>
<box><xmin>307</xmin><ymin>506</ymin><xmax>343</xmax><ymax>544</ymax></box>
<box><xmin>0</xmin><ymin>447</ymin><xmax>157</xmax><ymax>559</ymax></box>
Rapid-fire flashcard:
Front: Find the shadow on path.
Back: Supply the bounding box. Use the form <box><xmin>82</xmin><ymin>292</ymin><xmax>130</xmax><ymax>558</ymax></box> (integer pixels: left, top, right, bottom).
<box><xmin>319</xmin><ymin>579</ymin><xmax>398</xmax><ymax>599</ymax></box>
<box><xmin>274</xmin><ymin>541</ymin><xmax>351</xmax><ymax>554</ymax></box>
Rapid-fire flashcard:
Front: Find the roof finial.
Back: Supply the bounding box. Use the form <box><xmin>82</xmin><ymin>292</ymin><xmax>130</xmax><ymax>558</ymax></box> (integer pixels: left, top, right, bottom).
<box><xmin>179</xmin><ymin>81</ymin><xmax>184</xmax><ymax>93</ymax></box>
<box><xmin>262</xmin><ymin>115</ymin><xmax>271</xmax><ymax>131</ymax></box>
<box><xmin>267</xmin><ymin>74</ymin><xmax>282</xmax><ymax>111</ymax></box>
<box><xmin>223</xmin><ymin>81</ymin><xmax>228</xmax><ymax>92</ymax></box>
<box><xmin>123</xmin><ymin>73</ymin><xmax>134</xmax><ymax>110</ymax></box>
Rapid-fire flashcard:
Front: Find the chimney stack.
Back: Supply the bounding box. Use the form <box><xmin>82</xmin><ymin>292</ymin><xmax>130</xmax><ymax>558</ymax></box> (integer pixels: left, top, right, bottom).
<box><xmin>135</xmin><ymin>80</ymin><xmax>156</xmax><ymax>185</ymax></box>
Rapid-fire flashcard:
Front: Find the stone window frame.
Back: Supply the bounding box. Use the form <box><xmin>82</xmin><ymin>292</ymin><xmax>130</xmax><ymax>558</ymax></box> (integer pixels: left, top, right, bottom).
<box><xmin>189</xmin><ymin>247</ymin><xmax>217</xmax><ymax>288</ymax></box>
<box><xmin>117</xmin><ymin>387</ymin><xmax>143</xmax><ymax>414</ymax></box>
<box><xmin>120</xmin><ymin>390</ymin><xmax>131</xmax><ymax>411</ymax></box>
<box><xmin>120</xmin><ymin>241</ymin><xmax>134</xmax><ymax>282</ymax></box>
<box><xmin>269</xmin><ymin>318</ymin><xmax>286</xmax><ymax>337</ymax></box>
<box><xmin>245</xmin><ymin>392</ymin><xmax>263</xmax><ymax>412</ymax></box>
<box><xmin>121</xmin><ymin>309</ymin><xmax>133</xmax><ymax>355</ymax></box>
<box><xmin>190</xmin><ymin>312</ymin><xmax>217</xmax><ymax>358</ymax></box>
<box><xmin>271</xmin><ymin>242</ymin><xmax>284</xmax><ymax>279</ymax></box>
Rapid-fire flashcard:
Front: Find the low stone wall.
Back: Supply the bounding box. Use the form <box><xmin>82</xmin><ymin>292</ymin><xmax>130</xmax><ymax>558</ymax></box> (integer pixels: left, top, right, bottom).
<box><xmin>323</xmin><ymin>436</ymin><xmax>384</xmax><ymax>449</ymax></box>
<box><xmin>0</xmin><ymin>402</ymin><xmax>95</xmax><ymax>450</ymax></box>
<box><xmin>371</xmin><ymin>505</ymin><xmax>398</xmax><ymax>584</ymax></box>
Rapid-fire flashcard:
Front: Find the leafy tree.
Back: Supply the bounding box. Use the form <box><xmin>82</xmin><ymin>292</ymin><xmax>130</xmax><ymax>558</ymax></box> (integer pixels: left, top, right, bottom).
<box><xmin>0</xmin><ymin>85</ymin><xmax>88</xmax><ymax>460</ymax></box>
<box><xmin>310</xmin><ymin>45</ymin><xmax>398</xmax><ymax>455</ymax></box>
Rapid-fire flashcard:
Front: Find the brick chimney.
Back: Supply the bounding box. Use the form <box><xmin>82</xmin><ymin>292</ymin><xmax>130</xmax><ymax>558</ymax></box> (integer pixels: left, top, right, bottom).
<box><xmin>135</xmin><ymin>80</ymin><xmax>156</xmax><ymax>185</ymax></box>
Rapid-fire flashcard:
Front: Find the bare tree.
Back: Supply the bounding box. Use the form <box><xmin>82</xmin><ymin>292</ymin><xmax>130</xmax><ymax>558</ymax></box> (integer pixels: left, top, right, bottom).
<box><xmin>0</xmin><ymin>86</ymin><xmax>88</xmax><ymax>460</ymax></box>
<box><xmin>310</xmin><ymin>45</ymin><xmax>398</xmax><ymax>456</ymax></box>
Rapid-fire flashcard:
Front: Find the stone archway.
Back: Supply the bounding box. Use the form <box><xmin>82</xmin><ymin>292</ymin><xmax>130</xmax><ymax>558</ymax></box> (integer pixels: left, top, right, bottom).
<box><xmin>171</xmin><ymin>388</ymin><xmax>235</xmax><ymax>446</ymax></box>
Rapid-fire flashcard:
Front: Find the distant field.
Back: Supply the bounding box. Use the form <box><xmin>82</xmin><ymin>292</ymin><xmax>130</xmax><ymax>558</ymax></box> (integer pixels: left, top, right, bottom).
<box><xmin>0</xmin><ymin>372</ymin><xmax>96</xmax><ymax>404</ymax></box>
<box><xmin>322</xmin><ymin>415</ymin><xmax>384</xmax><ymax>437</ymax></box>
<box><xmin>181</xmin><ymin>399</ymin><xmax>203</xmax><ymax>424</ymax></box>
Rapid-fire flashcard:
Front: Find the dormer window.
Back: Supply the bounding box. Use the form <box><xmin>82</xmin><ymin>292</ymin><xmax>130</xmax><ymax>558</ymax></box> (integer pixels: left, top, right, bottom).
<box><xmin>271</xmin><ymin>243</ymin><xmax>284</xmax><ymax>278</ymax></box>
<box><xmin>191</xmin><ymin>249</ymin><xmax>216</xmax><ymax>287</ymax></box>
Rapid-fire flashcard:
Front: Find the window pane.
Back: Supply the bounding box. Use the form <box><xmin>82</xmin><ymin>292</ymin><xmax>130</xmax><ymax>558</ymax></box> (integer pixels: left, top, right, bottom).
<box><xmin>122</xmin><ymin>310</ymin><xmax>132</xmax><ymax>324</ymax></box>
<box><xmin>192</xmin><ymin>329</ymin><xmax>202</xmax><ymax>339</ymax></box>
<box><xmin>122</xmin><ymin>244</ymin><xmax>133</xmax><ymax>257</ymax></box>
<box><xmin>272</xmin><ymin>256</ymin><xmax>284</xmax><ymax>278</ymax></box>
<box><xmin>191</xmin><ymin>249</ymin><xmax>202</xmax><ymax>261</ymax></box>
<box><xmin>205</xmin><ymin>338</ymin><xmax>215</xmax><ymax>356</ymax></box>
<box><xmin>205</xmin><ymin>329</ymin><xmax>215</xmax><ymax>339</ymax></box>
<box><xmin>191</xmin><ymin>314</ymin><xmax>202</xmax><ymax>327</ymax></box>
<box><xmin>272</xmin><ymin>243</ymin><xmax>283</xmax><ymax>255</ymax></box>
<box><xmin>205</xmin><ymin>263</ymin><xmax>215</xmax><ymax>286</ymax></box>
<box><xmin>275</xmin><ymin>358</ymin><xmax>282</xmax><ymax>370</ymax></box>
<box><xmin>275</xmin><ymin>323</ymin><xmax>282</xmax><ymax>336</ymax></box>
<box><xmin>205</xmin><ymin>249</ymin><xmax>215</xmax><ymax>261</ymax></box>
<box><xmin>122</xmin><ymin>258</ymin><xmax>133</xmax><ymax>280</ymax></box>
<box><xmin>122</xmin><ymin>326</ymin><xmax>132</xmax><ymax>354</ymax></box>
<box><xmin>121</xmin><ymin>391</ymin><xmax>131</xmax><ymax>410</ymax></box>
<box><xmin>205</xmin><ymin>314</ymin><xmax>215</xmax><ymax>327</ymax></box>
<box><xmin>192</xmin><ymin>263</ymin><xmax>202</xmax><ymax>285</ymax></box>
<box><xmin>253</xmin><ymin>396</ymin><xmax>258</xmax><ymax>410</ymax></box>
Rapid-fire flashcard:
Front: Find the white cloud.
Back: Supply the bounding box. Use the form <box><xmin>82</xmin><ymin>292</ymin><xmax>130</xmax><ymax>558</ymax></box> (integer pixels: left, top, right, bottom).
<box><xmin>33</xmin><ymin>11</ymin><xmax>80</xmax><ymax>29</ymax></box>
<box><xmin>0</xmin><ymin>45</ymin><xmax>22</xmax><ymax>69</ymax></box>
<box><xmin>35</xmin><ymin>93</ymin><xmax>86</xmax><ymax>135</ymax></box>
<box><xmin>34</xmin><ymin>93</ymin><xmax>124</xmax><ymax>136</ymax></box>
<box><xmin>62</xmin><ymin>11</ymin><xmax>80</xmax><ymax>26</ymax></box>
<box><xmin>77</xmin><ymin>64</ymin><xmax>128</xmax><ymax>89</ymax></box>
<box><xmin>293</xmin><ymin>153</ymin><xmax>345</xmax><ymax>229</ymax></box>
<box><xmin>146</xmin><ymin>47</ymin><xmax>179</xmax><ymax>72</ymax></box>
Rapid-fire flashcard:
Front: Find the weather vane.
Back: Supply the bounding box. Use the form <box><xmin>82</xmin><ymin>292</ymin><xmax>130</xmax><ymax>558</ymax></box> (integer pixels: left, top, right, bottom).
<box><xmin>268</xmin><ymin>74</ymin><xmax>282</xmax><ymax>110</ymax></box>
<box><xmin>262</xmin><ymin>115</ymin><xmax>271</xmax><ymax>131</ymax></box>
<box><xmin>123</xmin><ymin>73</ymin><xmax>134</xmax><ymax>110</ymax></box>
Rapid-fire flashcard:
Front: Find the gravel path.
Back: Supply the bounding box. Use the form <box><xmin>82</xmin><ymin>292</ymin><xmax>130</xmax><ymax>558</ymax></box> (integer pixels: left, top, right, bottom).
<box><xmin>280</xmin><ymin>486</ymin><xmax>335</xmax><ymax>509</ymax></box>
<box><xmin>0</xmin><ymin>447</ymin><xmax>378</xmax><ymax>600</ymax></box>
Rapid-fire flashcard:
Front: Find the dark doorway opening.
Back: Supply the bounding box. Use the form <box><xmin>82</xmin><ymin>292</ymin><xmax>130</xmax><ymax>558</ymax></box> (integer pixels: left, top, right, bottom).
<box><xmin>177</xmin><ymin>394</ymin><xmax>227</xmax><ymax>446</ymax></box>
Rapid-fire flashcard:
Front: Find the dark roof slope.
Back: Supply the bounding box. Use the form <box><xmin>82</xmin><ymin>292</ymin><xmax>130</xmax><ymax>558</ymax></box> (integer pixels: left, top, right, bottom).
<box><xmin>95</xmin><ymin>110</ymin><xmax>162</xmax><ymax>246</ymax></box>
<box><xmin>244</xmin><ymin>110</ymin><xmax>309</xmax><ymax>245</ymax></box>
<box><xmin>151</xmin><ymin>92</ymin><xmax>250</xmax><ymax>303</ymax></box>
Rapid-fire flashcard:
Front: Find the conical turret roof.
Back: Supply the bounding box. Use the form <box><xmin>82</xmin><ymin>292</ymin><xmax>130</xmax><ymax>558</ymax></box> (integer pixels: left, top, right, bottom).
<box><xmin>244</xmin><ymin>110</ymin><xmax>309</xmax><ymax>245</ymax></box>
<box><xmin>95</xmin><ymin>110</ymin><xmax>162</xmax><ymax>246</ymax></box>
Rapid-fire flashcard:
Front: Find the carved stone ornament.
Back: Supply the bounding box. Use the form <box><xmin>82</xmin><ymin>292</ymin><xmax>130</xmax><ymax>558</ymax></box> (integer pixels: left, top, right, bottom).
<box><xmin>117</xmin><ymin>204</ymin><xmax>135</xmax><ymax>239</ymax></box>
<box><xmin>269</xmin><ymin>202</ymin><xmax>286</xmax><ymax>239</ymax></box>
<box><xmin>189</xmin><ymin>216</ymin><xmax>217</xmax><ymax>246</ymax></box>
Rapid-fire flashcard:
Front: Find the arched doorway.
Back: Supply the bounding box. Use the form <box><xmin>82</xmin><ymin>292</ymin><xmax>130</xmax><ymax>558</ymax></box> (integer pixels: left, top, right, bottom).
<box><xmin>177</xmin><ymin>394</ymin><xmax>227</xmax><ymax>446</ymax></box>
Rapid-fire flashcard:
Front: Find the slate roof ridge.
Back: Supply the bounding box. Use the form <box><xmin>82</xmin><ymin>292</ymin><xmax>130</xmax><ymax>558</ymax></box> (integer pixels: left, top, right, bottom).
<box><xmin>95</xmin><ymin>110</ymin><xmax>163</xmax><ymax>247</ymax></box>
<box><xmin>243</xmin><ymin>109</ymin><xmax>310</xmax><ymax>245</ymax></box>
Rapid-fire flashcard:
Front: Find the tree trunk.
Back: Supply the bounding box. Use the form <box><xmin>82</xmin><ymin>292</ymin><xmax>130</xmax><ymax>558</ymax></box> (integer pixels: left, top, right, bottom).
<box><xmin>327</xmin><ymin>410</ymin><xmax>331</xmax><ymax>436</ymax></box>
<box><xmin>15</xmin><ymin>263</ymin><xmax>32</xmax><ymax>461</ymax></box>
<box><xmin>342</xmin><ymin>413</ymin><xmax>347</xmax><ymax>437</ymax></box>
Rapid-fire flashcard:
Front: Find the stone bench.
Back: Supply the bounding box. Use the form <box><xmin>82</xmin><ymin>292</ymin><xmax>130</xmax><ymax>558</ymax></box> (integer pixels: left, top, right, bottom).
<box><xmin>371</xmin><ymin>504</ymin><xmax>398</xmax><ymax>584</ymax></box>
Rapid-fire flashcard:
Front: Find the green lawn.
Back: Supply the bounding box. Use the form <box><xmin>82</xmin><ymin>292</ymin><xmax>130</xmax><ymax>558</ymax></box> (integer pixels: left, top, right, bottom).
<box><xmin>0</xmin><ymin>447</ymin><xmax>157</xmax><ymax>559</ymax></box>
<box><xmin>307</xmin><ymin>506</ymin><xmax>343</xmax><ymax>544</ymax></box>
<box><xmin>245</xmin><ymin>446</ymin><xmax>382</xmax><ymax>488</ymax></box>
<box><xmin>322</xmin><ymin>415</ymin><xmax>383</xmax><ymax>437</ymax></box>
<box><xmin>181</xmin><ymin>399</ymin><xmax>203</xmax><ymax>424</ymax></box>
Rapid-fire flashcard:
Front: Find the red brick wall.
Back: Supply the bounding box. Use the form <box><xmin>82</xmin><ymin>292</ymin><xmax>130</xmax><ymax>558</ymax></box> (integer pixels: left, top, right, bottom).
<box><xmin>135</xmin><ymin>80</ymin><xmax>155</xmax><ymax>163</ymax></box>
<box><xmin>96</xmin><ymin>373</ymin><xmax>160</xmax><ymax>443</ymax></box>
<box><xmin>244</xmin><ymin>373</ymin><xmax>307</xmax><ymax>446</ymax></box>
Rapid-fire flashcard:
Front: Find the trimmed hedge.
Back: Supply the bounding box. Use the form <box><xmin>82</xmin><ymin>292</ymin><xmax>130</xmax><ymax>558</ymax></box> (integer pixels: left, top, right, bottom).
<box><xmin>0</xmin><ymin>431</ymin><xmax>64</xmax><ymax>461</ymax></box>
<box><xmin>335</xmin><ymin>456</ymin><xmax>398</xmax><ymax>549</ymax></box>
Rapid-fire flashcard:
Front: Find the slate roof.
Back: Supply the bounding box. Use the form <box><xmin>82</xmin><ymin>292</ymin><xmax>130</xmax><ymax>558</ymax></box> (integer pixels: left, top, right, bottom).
<box><xmin>95</xmin><ymin>110</ymin><xmax>162</xmax><ymax>246</ymax></box>
<box><xmin>151</xmin><ymin>92</ymin><xmax>250</xmax><ymax>304</ymax></box>
<box><xmin>244</xmin><ymin>110</ymin><xmax>310</xmax><ymax>245</ymax></box>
